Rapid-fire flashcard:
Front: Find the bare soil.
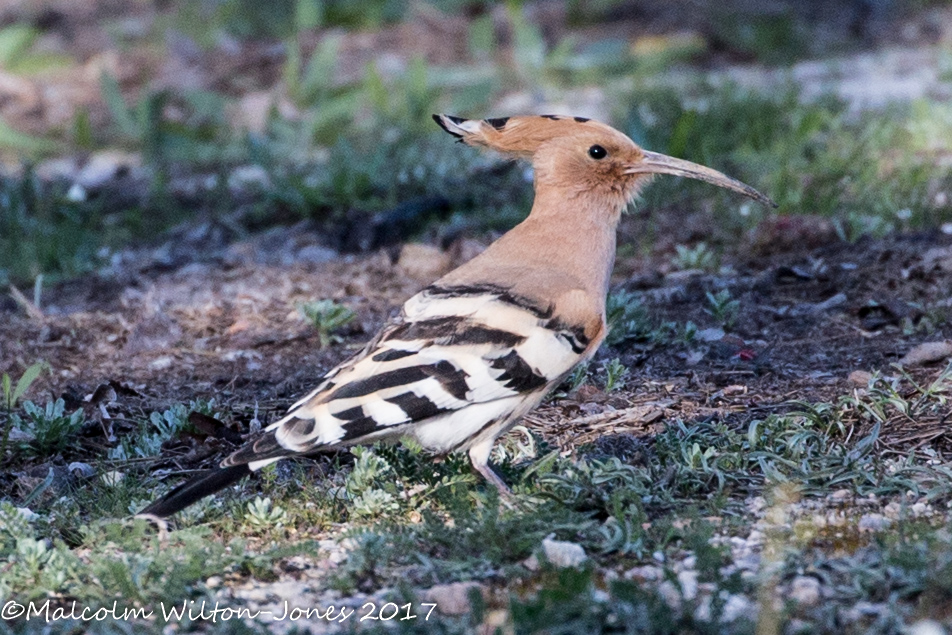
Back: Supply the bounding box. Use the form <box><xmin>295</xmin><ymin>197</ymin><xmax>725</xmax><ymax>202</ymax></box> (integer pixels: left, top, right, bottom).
<box><xmin>3</xmin><ymin>220</ymin><xmax>951</xmax><ymax>483</ymax></box>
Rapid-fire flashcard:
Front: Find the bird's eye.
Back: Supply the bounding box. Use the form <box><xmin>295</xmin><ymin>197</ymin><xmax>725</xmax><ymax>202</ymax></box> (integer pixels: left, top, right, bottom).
<box><xmin>588</xmin><ymin>145</ymin><xmax>607</xmax><ymax>160</ymax></box>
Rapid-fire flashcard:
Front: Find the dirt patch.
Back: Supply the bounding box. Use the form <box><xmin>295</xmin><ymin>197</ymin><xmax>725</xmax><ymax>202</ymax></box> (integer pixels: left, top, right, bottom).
<box><xmin>3</xmin><ymin>225</ymin><xmax>951</xmax><ymax>481</ymax></box>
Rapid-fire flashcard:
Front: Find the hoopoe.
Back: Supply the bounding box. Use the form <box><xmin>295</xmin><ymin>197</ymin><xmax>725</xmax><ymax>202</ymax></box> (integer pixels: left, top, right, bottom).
<box><xmin>139</xmin><ymin>114</ymin><xmax>773</xmax><ymax>518</ymax></box>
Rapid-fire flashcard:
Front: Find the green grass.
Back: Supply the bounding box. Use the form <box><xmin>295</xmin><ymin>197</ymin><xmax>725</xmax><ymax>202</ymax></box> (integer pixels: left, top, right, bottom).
<box><xmin>4</xmin><ymin>366</ymin><xmax>950</xmax><ymax>631</ymax></box>
<box><xmin>624</xmin><ymin>85</ymin><xmax>952</xmax><ymax>242</ymax></box>
<box><xmin>3</xmin><ymin>5</ymin><xmax>952</xmax><ymax>630</ymax></box>
<box><xmin>0</xmin><ymin>171</ymin><xmax>104</xmax><ymax>285</ymax></box>
<box><xmin>10</xmin><ymin>79</ymin><xmax>951</xmax><ymax>286</ymax></box>
<box><xmin>9</xmin><ymin>399</ymin><xmax>84</xmax><ymax>458</ymax></box>
<box><xmin>4</xmin><ymin>5</ymin><xmax>952</xmax><ymax>286</ymax></box>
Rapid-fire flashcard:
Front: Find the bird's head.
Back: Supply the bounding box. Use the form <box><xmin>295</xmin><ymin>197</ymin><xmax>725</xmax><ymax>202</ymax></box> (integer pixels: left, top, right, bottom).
<box><xmin>433</xmin><ymin>113</ymin><xmax>774</xmax><ymax>212</ymax></box>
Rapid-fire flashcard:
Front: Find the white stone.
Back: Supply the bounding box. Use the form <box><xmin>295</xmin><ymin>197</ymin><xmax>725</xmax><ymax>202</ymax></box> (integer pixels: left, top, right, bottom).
<box><xmin>658</xmin><ymin>580</ymin><xmax>681</xmax><ymax>609</ymax></box>
<box><xmin>542</xmin><ymin>538</ymin><xmax>587</xmax><ymax>568</ymax></box>
<box><xmin>67</xmin><ymin>462</ymin><xmax>95</xmax><ymax>477</ymax></box>
<box><xmin>228</xmin><ymin>164</ymin><xmax>270</xmax><ymax>190</ymax></box>
<box><xmin>66</xmin><ymin>183</ymin><xmax>86</xmax><ymax>202</ymax></box>
<box><xmin>423</xmin><ymin>582</ymin><xmax>486</xmax><ymax>616</ymax></box>
<box><xmin>747</xmin><ymin>497</ymin><xmax>767</xmax><ymax>513</ymax></box>
<box><xmin>296</xmin><ymin>245</ymin><xmax>338</xmax><ymax>264</ymax></box>
<box><xmin>697</xmin><ymin>327</ymin><xmax>726</xmax><ymax>342</ymax></box>
<box><xmin>694</xmin><ymin>594</ymin><xmax>712</xmax><ymax>621</ymax></box>
<box><xmin>76</xmin><ymin>151</ymin><xmax>141</xmax><ymax>189</ymax></box>
<box><xmin>677</xmin><ymin>570</ymin><xmax>699</xmax><ymax>601</ymax></box>
<box><xmin>883</xmin><ymin>501</ymin><xmax>903</xmax><ymax>519</ymax></box>
<box><xmin>858</xmin><ymin>513</ymin><xmax>889</xmax><ymax>532</ymax></box>
<box><xmin>908</xmin><ymin>619</ymin><xmax>947</xmax><ymax>635</ymax></box>
<box><xmin>15</xmin><ymin>507</ymin><xmax>38</xmax><ymax>521</ymax></box>
<box><xmin>788</xmin><ymin>576</ymin><xmax>821</xmax><ymax>606</ymax></box>
<box><xmin>624</xmin><ymin>565</ymin><xmax>662</xmax><ymax>581</ymax></box>
<box><xmin>721</xmin><ymin>594</ymin><xmax>755</xmax><ymax>623</ymax></box>
<box><xmin>149</xmin><ymin>356</ymin><xmax>173</xmax><ymax>370</ymax></box>
<box><xmin>100</xmin><ymin>471</ymin><xmax>125</xmax><ymax>486</ymax></box>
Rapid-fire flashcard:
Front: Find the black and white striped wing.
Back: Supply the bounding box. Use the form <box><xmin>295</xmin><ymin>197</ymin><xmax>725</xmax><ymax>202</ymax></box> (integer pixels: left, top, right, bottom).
<box><xmin>223</xmin><ymin>284</ymin><xmax>590</xmax><ymax>469</ymax></box>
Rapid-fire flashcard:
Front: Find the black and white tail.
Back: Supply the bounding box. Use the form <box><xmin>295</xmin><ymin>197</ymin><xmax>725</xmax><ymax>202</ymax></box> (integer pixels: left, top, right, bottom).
<box><xmin>136</xmin><ymin>464</ymin><xmax>252</xmax><ymax>519</ymax></box>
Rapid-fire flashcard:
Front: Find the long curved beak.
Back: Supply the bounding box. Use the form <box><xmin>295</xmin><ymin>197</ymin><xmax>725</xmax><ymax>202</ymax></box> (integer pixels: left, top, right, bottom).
<box><xmin>626</xmin><ymin>150</ymin><xmax>777</xmax><ymax>208</ymax></box>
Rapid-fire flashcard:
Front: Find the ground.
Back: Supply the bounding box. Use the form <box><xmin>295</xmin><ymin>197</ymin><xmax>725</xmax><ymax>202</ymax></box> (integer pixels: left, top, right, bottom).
<box><xmin>2</xmin><ymin>2</ymin><xmax>952</xmax><ymax>634</ymax></box>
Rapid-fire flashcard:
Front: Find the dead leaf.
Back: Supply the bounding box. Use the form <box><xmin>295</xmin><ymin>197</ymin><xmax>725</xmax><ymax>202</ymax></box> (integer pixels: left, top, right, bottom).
<box><xmin>225</xmin><ymin>317</ymin><xmax>253</xmax><ymax>335</ymax></box>
<box><xmin>187</xmin><ymin>411</ymin><xmax>243</xmax><ymax>444</ymax></box>
<box><xmin>85</xmin><ymin>383</ymin><xmax>117</xmax><ymax>405</ymax></box>
<box><xmin>848</xmin><ymin>370</ymin><xmax>874</xmax><ymax>386</ymax></box>
<box><xmin>899</xmin><ymin>341</ymin><xmax>952</xmax><ymax>366</ymax></box>
<box><xmin>8</xmin><ymin>284</ymin><xmax>43</xmax><ymax>321</ymax></box>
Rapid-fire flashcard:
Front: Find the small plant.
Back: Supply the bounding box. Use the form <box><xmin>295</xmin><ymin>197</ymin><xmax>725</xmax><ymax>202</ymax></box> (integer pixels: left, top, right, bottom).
<box><xmin>344</xmin><ymin>447</ymin><xmax>403</xmax><ymax>518</ymax></box>
<box><xmin>0</xmin><ymin>501</ymin><xmax>33</xmax><ymax>554</ymax></box>
<box><xmin>283</xmin><ymin>34</ymin><xmax>362</xmax><ymax>144</ymax></box>
<box><xmin>0</xmin><ymin>362</ymin><xmax>49</xmax><ymax>411</ymax></box>
<box><xmin>677</xmin><ymin>320</ymin><xmax>699</xmax><ymax>345</ymax></box>
<box><xmin>705</xmin><ymin>289</ymin><xmax>740</xmax><ymax>330</ymax></box>
<box><xmin>351</xmin><ymin>488</ymin><xmax>400</xmax><ymax>518</ymax></box>
<box><xmin>108</xmin><ymin>402</ymin><xmax>196</xmax><ymax>460</ymax></box>
<box><xmin>564</xmin><ymin>361</ymin><xmax>590</xmax><ymax>394</ymax></box>
<box><xmin>0</xmin><ymin>23</ymin><xmax>72</xmax><ymax>77</ymax></box>
<box><xmin>491</xmin><ymin>425</ymin><xmax>538</xmax><ymax>466</ymax></box>
<box><xmin>671</xmin><ymin>242</ymin><xmax>717</xmax><ymax>271</ymax></box>
<box><xmin>299</xmin><ymin>299</ymin><xmax>356</xmax><ymax>348</ymax></box>
<box><xmin>11</xmin><ymin>399</ymin><xmax>84</xmax><ymax>457</ymax></box>
<box><xmin>346</xmin><ymin>447</ymin><xmax>394</xmax><ymax>496</ymax></box>
<box><xmin>100</xmin><ymin>73</ymin><xmax>231</xmax><ymax>175</ymax></box>
<box><xmin>569</xmin><ymin>362</ymin><xmax>591</xmax><ymax>391</ymax></box>
<box><xmin>602</xmin><ymin>358</ymin><xmax>629</xmax><ymax>393</ymax></box>
<box><xmin>606</xmin><ymin>291</ymin><xmax>658</xmax><ymax>346</ymax></box>
<box><xmin>244</xmin><ymin>496</ymin><xmax>289</xmax><ymax>527</ymax></box>
<box><xmin>1</xmin><ymin>361</ymin><xmax>48</xmax><ymax>455</ymax></box>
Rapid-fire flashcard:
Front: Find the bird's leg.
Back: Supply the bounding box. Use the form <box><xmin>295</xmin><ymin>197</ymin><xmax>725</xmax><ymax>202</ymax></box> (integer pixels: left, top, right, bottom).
<box><xmin>474</xmin><ymin>461</ymin><xmax>513</xmax><ymax>498</ymax></box>
<box><xmin>468</xmin><ymin>439</ymin><xmax>513</xmax><ymax>500</ymax></box>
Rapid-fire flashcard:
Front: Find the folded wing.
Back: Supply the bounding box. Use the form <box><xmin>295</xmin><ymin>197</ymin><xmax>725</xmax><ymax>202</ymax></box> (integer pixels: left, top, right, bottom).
<box><xmin>223</xmin><ymin>282</ymin><xmax>587</xmax><ymax>468</ymax></box>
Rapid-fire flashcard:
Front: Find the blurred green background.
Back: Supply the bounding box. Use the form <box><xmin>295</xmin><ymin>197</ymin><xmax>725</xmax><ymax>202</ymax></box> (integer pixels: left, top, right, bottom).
<box><xmin>1</xmin><ymin>0</ymin><xmax>952</xmax><ymax>285</ymax></box>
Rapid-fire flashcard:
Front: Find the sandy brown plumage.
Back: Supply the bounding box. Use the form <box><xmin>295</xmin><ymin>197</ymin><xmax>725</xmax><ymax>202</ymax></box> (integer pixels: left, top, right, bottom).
<box><xmin>139</xmin><ymin>113</ymin><xmax>773</xmax><ymax>519</ymax></box>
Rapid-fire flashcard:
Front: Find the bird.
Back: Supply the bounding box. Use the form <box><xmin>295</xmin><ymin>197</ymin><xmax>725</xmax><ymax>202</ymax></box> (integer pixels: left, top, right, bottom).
<box><xmin>138</xmin><ymin>113</ymin><xmax>774</xmax><ymax>519</ymax></box>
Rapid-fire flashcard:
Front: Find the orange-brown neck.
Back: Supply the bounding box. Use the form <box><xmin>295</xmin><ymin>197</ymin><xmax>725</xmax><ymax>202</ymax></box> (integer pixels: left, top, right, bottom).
<box><xmin>439</xmin><ymin>185</ymin><xmax>623</xmax><ymax>311</ymax></box>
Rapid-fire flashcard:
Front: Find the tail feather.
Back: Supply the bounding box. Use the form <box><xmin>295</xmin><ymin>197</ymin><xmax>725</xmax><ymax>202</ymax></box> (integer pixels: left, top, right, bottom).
<box><xmin>136</xmin><ymin>464</ymin><xmax>251</xmax><ymax>519</ymax></box>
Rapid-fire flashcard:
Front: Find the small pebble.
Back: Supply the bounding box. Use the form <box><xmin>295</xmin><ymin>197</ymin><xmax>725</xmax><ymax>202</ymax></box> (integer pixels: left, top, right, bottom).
<box><xmin>883</xmin><ymin>501</ymin><xmax>903</xmax><ymax>519</ymax></box>
<box><xmin>677</xmin><ymin>570</ymin><xmax>699</xmax><ymax>601</ymax></box>
<box><xmin>908</xmin><ymin>620</ymin><xmax>947</xmax><ymax>635</ymax></box>
<box><xmin>624</xmin><ymin>565</ymin><xmax>662</xmax><ymax>581</ymax></box>
<box><xmin>542</xmin><ymin>538</ymin><xmax>587</xmax><ymax>568</ymax></box>
<box><xmin>721</xmin><ymin>594</ymin><xmax>755</xmax><ymax>623</ymax></box>
<box><xmin>423</xmin><ymin>582</ymin><xmax>486</xmax><ymax>616</ymax></box>
<box><xmin>788</xmin><ymin>576</ymin><xmax>821</xmax><ymax>606</ymax></box>
<box><xmin>858</xmin><ymin>513</ymin><xmax>889</xmax><ymax>532</ymax></box>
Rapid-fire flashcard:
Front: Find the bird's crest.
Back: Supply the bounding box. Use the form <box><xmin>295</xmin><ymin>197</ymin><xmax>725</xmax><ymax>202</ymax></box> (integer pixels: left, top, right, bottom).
<box><xmin>432</xmin><ymin>113</ymin><xmax>602</xmax><ymax>159</ymax></box>
<box><xmin>433</xmin><ymin>112</ymin><xmax>776</xmax><ymax>208</ymax></box>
